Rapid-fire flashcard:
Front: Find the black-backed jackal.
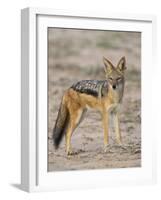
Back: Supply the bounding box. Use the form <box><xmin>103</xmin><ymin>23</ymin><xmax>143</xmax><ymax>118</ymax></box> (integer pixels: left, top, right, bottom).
<box><xmin>53</xmin><ymin>57</ymin><xmax>126</xmax><ymax>155</ymax></box>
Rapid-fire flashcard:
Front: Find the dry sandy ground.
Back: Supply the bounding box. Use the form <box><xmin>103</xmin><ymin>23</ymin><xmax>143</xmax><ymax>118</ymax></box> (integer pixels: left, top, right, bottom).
<box><xmin>48</xmin><ymin>29</ymin><xmax>141</xmax><ymax>171</ymax></box>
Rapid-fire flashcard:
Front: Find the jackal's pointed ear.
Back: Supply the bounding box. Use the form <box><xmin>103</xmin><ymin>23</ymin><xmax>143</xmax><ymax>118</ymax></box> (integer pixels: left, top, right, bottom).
<box><xmin>103</xmin><ymin>57</ymin><xmax>114</xmax><ymax>75</ymax></box>
<box><xmin>117</xmin><ymin>56</ymin><xmax>126</xmax><ymax>72</ymax></box>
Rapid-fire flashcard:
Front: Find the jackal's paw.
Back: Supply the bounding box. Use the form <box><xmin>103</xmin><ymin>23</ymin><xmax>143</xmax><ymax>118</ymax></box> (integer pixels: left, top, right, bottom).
<box><xmin>116</xmin><ymin>140</ymin><xmax>122</xmax><ymax>146</ymax></box>
<box><xmin>104</xmin><ymin>145</ymin><xmax>112</xmax><ymax>153</ymax></box>
<box><xmin>116</xmin><ymin>143</ymin><xmax>123</xmax><ymax>147</ymax></box>
<box><xmin>114</xmin><ymin>143</ymin><xmax>127</xmax><ymax>150</ymax></box>
<box><xmin>67</xmin><ymin>149</ymin><xmax>81</xmax><ymax>156</ymax></box>
<box><xmin>66</xmin><ymin>149</ymin><xmax>74</xmax><ymax>156</ymax></box>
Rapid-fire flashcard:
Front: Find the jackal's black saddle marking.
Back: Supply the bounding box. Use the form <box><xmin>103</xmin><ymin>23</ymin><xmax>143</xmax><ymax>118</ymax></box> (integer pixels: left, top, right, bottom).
<box><xmin>71</xmin><ymin>80</ymin><xmax>108</xmax><ymax>97</ymax></box>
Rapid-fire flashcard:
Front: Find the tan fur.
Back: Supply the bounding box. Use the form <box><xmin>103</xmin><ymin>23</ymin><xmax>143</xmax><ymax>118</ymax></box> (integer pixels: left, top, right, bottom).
<box><xmin>63</xmin><ymin>84</ymin><xmax>122</xmax><ymax>154</ymax></box>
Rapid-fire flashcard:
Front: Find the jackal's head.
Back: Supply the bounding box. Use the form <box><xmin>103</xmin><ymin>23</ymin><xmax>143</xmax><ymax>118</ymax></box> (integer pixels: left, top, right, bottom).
<box><xmin>103</xmin><ymin>56</ymin><xmax>126</xmax><ymax>90</ymax></box>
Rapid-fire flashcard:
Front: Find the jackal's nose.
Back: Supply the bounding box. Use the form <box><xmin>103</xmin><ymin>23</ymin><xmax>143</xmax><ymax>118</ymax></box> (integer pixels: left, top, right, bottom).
<box><xmin>112</xmin><ymin>85</ymin><xmax>116</xmax><ymax>89</ymax></box>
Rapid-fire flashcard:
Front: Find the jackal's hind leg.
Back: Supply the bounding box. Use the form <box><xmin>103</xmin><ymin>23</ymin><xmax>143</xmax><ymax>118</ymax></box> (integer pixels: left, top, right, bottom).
<box><xmin>65</xmin><ymin>109</ymin><xmax>84</xmax><ymax>155</ymax></box>
<box><xmin>65</xmin><ymin>125</ymin><xmax>74</xmax><ymax>155</ymax></box>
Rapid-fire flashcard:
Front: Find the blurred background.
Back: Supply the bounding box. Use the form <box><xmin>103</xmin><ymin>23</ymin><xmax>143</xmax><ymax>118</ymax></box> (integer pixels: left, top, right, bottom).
<box><xmin>48</xmin><ymin>28</ymin><xmax>141</xmax><ymax>171</ymax></box>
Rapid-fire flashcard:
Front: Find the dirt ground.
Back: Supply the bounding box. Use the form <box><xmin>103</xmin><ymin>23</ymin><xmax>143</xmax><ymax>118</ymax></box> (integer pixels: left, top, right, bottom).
<box><xmin>48</xmin><ymin>28</ymin><xmax>141</xmax><ymax>171</ymax></box>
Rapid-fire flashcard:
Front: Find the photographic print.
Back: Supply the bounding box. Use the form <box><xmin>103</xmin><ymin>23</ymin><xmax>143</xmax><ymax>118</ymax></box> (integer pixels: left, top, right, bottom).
<box><xmin>48</xmin><ymin>28</ymin><xmax>141</xmax><ymax>172</ymax></box>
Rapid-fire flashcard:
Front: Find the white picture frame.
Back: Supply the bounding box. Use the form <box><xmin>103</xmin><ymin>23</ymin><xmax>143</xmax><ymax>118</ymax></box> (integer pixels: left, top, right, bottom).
<box><xmin>21</xmin><ymin>7</ymin><xmax>157</xmax><ymax>192</ymax></box>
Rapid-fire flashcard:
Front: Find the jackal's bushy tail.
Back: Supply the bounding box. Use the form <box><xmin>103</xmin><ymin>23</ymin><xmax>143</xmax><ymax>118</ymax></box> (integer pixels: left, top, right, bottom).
<box><xmin>53</xmin><ymin>100</ymin><xmax>69</xmax><ymax>149</ymax></box>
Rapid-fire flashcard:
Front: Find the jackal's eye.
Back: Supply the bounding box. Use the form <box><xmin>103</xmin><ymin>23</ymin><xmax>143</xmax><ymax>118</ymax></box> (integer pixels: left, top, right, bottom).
<box><xmin>109</xmin><ymin>77</ymin><xmax>113</xmax><ymax>81</ymax></box>
<box><xmin>117</xmin><ymin>77</ymin><xmax>122</xmax><ymax>81</ymax></box>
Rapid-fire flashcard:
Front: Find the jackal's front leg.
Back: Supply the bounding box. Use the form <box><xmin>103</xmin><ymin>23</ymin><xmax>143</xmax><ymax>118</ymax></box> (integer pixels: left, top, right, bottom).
<box><xmin>114</xmin><ymin>112</ymin><xmax>122</xmax><ymax>145</ymax></box>
<box><xmin>102</xmin><ymin>111</ymin><xmax>109</xmax><ymax>152</ymax></box>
